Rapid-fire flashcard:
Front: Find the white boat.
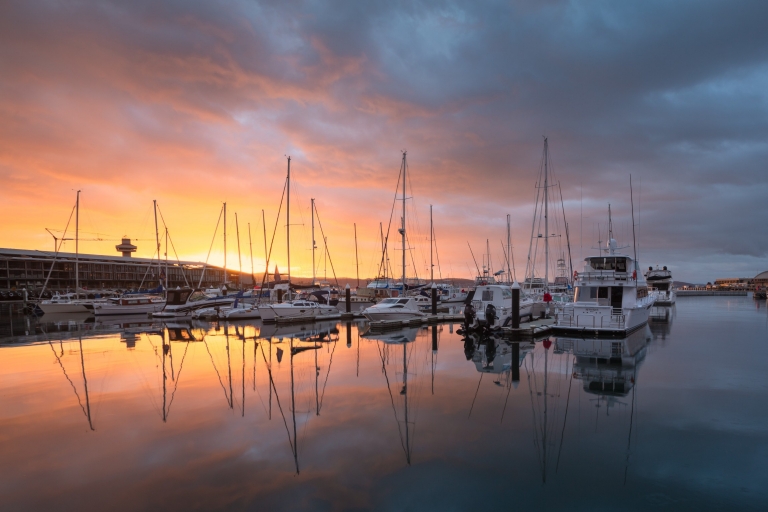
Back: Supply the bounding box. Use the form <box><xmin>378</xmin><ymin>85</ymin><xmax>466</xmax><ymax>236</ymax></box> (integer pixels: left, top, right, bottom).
<box><xmin>223</xmin><ymin>302</ymin><xmax>261</xmax><ymax>320</ymax></box>
<box><xmin>439</xmin><ymin>286</ymin><xmax>469</xmax><ymax>304</ymax></box>
<box><xmin>264</xmin><ymin>300</ymin><xmax>340</xmax><ymax>323</ymax></box>
<box><xmin>153</xmin><ymin>288</ymin><xmax>235</xmax><ymax>318</ymax></box>
<box><xmin>468</xmin><ymin>284</ymin><xmax>535</xmax><ymax>329</ymax></box>
<box><xmin>363</xmin><ymin>297</ymin><xmax>425</xmax><ymax>322</ymax></box>
<box><xmin>645</xmin><ymin>266</ymin><xmax>676</xmax><ymax>305</ymax></box>
<box><xmin>38</xmin><ymin>293</ymin><xmax>92</xmax><ymax>314</ymax></box>
<box><xmin>554</xmin><ymin>236</ymin><xmax>654</xmax><ymax>335</ymax></box>
<box><xmin>362</xmin><ymin>152</ymin><xmax>425</xmax><ymax>323</ymax></box>
<box><xmin>93</xmin><ymin>296</ymin><xmax>165</xmax><ymax>316</ymax></box>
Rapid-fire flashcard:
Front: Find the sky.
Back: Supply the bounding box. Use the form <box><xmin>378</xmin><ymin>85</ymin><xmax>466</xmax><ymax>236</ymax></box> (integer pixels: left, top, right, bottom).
<box><xmin>1</xmin><ymin>0</ymin><xmax>767</xmax><ymax>283</ymax></box>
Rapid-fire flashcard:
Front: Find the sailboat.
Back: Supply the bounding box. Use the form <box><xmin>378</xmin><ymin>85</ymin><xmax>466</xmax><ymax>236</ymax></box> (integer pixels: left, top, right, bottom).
<box><xmin>363</xmin><ymin>152</ymin><xmax>425</xmax><ymax>322</ymax></box>
<box><xmin>38</xmin><ymin>191</ymin><xmax>110</xmax><ymax>314</ymax></box>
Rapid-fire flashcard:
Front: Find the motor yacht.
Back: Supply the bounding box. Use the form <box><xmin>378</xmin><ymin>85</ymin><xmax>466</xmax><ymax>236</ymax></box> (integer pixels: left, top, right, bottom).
<box><xmin>362</xmin><ymin>297</ymin><xmax>425</xmax><ymax>322</ymax></box>
<box><xmin>554</xmin><ymin>238</ymin><xmax>654</xmax><ymax>335</ymax></box>
<box><xmin>468</xmin><ymin>284</ymin><xmax>535</xmax><ymax>329</ymax></box>
<box><xmin>645</xmin><ymin>266</ymin><xmax>676</xmax><ymax>306</ymax></box>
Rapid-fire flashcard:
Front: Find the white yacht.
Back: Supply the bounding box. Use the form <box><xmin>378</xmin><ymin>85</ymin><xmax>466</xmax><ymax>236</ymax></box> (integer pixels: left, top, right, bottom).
<box><xmin>468</xmin><ymin>284</ymin><xmax>535</xmax><ymax>329</ymax></box>
<box><xmin>645</xmin><ymin>266</ymin><xmax>676</xmax><ymax>306</ymax></box>
<box><xmin>363</xmin><ymin>297</ymin><xmax>426</xmax><ymax>322</ymax></box>
<box><xmin>93</xmin><ymin>296</ymin><xmax>165</xmax><ymax>316</ymax></box>
<box><xmin>153</xmin><ymin>288</ymin><xmax>235</xmax><ymax>318</ymax></box>
<box><xmin>261</xmin><ymin>300</ymin><xmax>340</xmax><ymax>323</ymax></box>
<box><xmin>554</xmin><ymin>238</ymin><xmax>654</xmax><ymax>335</ymax></box>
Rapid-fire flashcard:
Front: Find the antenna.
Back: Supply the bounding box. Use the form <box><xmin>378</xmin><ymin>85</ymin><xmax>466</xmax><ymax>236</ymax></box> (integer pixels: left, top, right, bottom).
<box><xmin>630</xmin><ymin>175</ymin><xmax>638</xmax><ymax>267</ymax></box>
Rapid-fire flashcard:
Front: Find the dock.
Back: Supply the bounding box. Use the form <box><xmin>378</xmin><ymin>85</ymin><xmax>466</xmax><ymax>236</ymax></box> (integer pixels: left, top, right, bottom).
<box><xmin>676</xmin><ymin>290</ymin><xmax>747</xmax><ymax>296</ymax></box>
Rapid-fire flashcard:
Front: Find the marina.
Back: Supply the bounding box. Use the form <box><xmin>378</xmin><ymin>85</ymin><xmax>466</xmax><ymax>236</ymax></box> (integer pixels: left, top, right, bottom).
<box><xmin>1</xmin><ymin>295</ymin><xmax>767</xmax><ymax>510</ymax></box>
<box><xmin>3</xmin><ymin>1</ymin><xmax>768</xmax><ymax>510</ymax></box>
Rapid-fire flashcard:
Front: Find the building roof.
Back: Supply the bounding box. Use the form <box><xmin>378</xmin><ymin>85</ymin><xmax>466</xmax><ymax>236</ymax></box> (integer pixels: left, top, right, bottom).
<box><xmin>755</xmin><ymin>270</ymin><xmax>768</xmax><ymax>280</ymax></box>
<box><xmin>0</xmin><ymin>247</ymin><xmax>207</xmax><ymax>267</ymax></box>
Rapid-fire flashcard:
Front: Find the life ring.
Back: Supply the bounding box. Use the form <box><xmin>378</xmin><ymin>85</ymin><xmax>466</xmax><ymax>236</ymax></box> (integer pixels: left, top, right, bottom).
<box><xmin>573</xmin><ymin>271</ymin><xmax>578</xmax><ymax>279</ymax></box>
<box><xmin>452</xmin><ymin>293</ymin><xmax>456</xmax><ymax>298</ymax></box>
<box><xmin>632</xmin><ymin>270</ymin><xmax>637</xmax><ymax>280</ymax></box>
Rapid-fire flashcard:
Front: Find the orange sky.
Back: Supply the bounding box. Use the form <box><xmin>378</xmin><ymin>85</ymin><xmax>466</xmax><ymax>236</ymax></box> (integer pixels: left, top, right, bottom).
<box><xmin>4</xmin><ymin>1</ymin><xmax>768</xmax><ymax>282</ymax></box>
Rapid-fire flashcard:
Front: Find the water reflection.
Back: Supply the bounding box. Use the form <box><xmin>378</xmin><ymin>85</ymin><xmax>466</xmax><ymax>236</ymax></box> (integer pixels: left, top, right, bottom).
<box><xmin>2</xmin><ymin>299</ymin><xmax>768</xmax><ymax>510</ymax></box>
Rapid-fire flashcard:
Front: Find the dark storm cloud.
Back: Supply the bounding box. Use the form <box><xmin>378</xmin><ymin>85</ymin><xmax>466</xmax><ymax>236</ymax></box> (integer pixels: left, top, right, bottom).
<box><xmin>1</xmin><ymin>0</ymin><xmax>767</xmax><ymax>280</ymax></box>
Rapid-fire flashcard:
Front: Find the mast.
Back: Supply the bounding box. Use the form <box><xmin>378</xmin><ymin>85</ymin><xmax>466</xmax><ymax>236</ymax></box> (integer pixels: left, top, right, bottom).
<box><xmin>224</xmin><ymin>202</ymin><xmax>227</xmax><ymax>287</ymax></box>
<box><xmin>165</xmin><ymin>228</ymin><xmax>169</xmax><ymax>291</ymax></box>
<box><xmin>507</xmin><ymin>214</ymin><xmax>512</xmax><ymax>283</ymax></box>
<box><xmin>354</xmin><ymin>223</ymin><xmax>359</xmax><ymax>287</ymax></box>
<box><xmin>153</xmin><ymin>199</ymin><xmax>161</xmax><ymax>288</ymax></box>
<box><xmin>311</xmin><ymin>198</ymin><xmax>316</xmax><ymax>286</ymax></box>
<box><xmin>236</xmin><ymin>212</ymin><xmax>242</xmax><ymax>290</ymax></box>
<box><xmin>401</xmin><ymin>152</ymin><xmax>407</xmax><ymax>294</ymax></box>
<box><xmin>75</xmin><ymin>190</ymin><xmax>80</xmax><ymax>299</ymax></box>
<box><xmin>262</xmin><ymin>209</ymin><xmax>268</xmax><ymax>290</ymax></box>
<box><xmin>430</xmin><ymin>205</ymin><xmax>434</xmax><ymax>283</ymax></box>
<box><xmin>544</xmin><ymin>138</ymin><xmax>549</xmax><ymax>291</ymax></box>
<box><xmin>248</xmin><ymin>223</ymin><xmax>255</xmax><ymax>289</ymax></box>
<box><xmin>286</xmin><ymin>156</ymin><xmax>291</xmax><ymax>286</ymax></box>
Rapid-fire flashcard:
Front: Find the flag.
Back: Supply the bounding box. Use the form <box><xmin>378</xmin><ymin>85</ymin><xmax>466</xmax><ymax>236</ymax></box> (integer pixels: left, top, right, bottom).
<box><xmin>274</xmin><ymin>265</ymin><xmax>281</xmax><ymax>282</ymax></box>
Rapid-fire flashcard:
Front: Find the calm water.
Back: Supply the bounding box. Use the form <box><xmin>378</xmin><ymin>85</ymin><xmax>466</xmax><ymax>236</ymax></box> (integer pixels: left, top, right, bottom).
<box><xmin>1</xmin><ymin>297</ymin><xmax>767</xmax><ymax>511</ymax></box>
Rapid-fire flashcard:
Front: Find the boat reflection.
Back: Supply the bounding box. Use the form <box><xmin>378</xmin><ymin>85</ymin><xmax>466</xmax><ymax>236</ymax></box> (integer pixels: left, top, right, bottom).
<box><xmin>362</xmin><ymin>326</ymin><xmax>424</xmax><ymax>465</ymax></box>
<box><xmin>648</xmin><ymin>305</ymin><xmax>674</xmax><ymax>342</ymax></box>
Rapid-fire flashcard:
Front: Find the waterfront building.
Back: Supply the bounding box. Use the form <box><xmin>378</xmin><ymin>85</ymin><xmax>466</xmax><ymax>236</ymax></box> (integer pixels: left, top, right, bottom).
<box><xmin>0</xmin><ymin>246</ymin><xmax>252</xmax><ymax>292</ymax></box>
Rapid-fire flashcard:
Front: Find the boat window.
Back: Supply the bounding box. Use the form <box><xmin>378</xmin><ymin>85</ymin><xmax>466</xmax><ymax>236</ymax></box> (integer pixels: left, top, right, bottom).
<box><xmin>189</xmin><ymin>291</ymin><xmax>207</xmax><ymax>302</ymax></box>
<box><xmin>637</xmin><ymin>286</ymin><xmax>648</xmax><ymax>299</ymax></box>
<box><xmin>589</xmin><ymin>257</ymin><xmax>628</xmax><ymax>271</ymax></box>
<box><xmin>481</xmin><ymin>290</ymin><xmax>494</xmax><ymax>301</ymax></box>
<box><xmin>501</xmin><ymin>288</ymin><xmax>512</xmax><ymax>298</ymax></box>
<box><xmin>656</xmin><ymin>283</ymin><xmax>669</xmax><ymax>291</ymax></box>
<box><xmin>575</xmin><ymin>287</ymin><xmax>598</xmax><ymax>302</ymax></box>
<box><xmin>391</xmin><ymin>305</ymin><xmax>404</xmax><ymax>308</ymax></box>
<box><xmin>381</xmin><ymin>298</ymin><xmax>398</xmax><ymax>304</ymax></box>
<box><xmin>597</xmin><ymin>287</ymin><xmax>609</xmax><ymax>299</ymax></box>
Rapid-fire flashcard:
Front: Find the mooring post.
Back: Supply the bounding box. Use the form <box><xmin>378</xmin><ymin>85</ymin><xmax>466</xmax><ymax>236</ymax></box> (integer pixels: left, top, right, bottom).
<box><xmin>346</xmin><ymin>322</ymin><xmax>352</xmax><ymax>348</ymax></box>
<box><xmin>512</xmin><ymin>341</ymin><xmax>520</xmax><ymax>384</ymax></box>
<box><xmin>512</xmin><ymin>281</ymin><xmax>521</xmax><ymax>329</ymax></box>
<box><xmin>345</xmin><ymin>283</ymin><xmax>351</xmax><ymax>313</ymax></box>
<box><xmin>431</xmin><ymin>282</ymin><xmax>437</xmax><ymax>315</ymax></box>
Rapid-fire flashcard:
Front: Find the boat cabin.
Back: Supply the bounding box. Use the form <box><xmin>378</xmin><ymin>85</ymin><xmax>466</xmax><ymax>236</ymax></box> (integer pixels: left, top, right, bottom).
<box><xmin>166</xmin><ymin>288</ymin><xmax>207</xmax><ymax>306</ymax></box>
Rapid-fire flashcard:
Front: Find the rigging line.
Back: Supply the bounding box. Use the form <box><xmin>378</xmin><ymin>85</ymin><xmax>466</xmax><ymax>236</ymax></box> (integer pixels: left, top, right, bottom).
<box><xmin>312</xmin><ymin>202</ymin><xmax>340</xmax><ymax>288</ymax></box>
<box><xmin>165</xmin><ymin>341</ymin><xmax>191</xmax><ymax>419</ymax></box>
<box><xmin>432</xmin><ymin>221</ymin><xmax>443</xmax><ymax>281</ymax></box>
<box><xmin>47</xmin><ymin>338</ymin><xmax>89</xmax><ymax>421</ymax></box>
<box><xmin>259</xmin><ymin>342</ymin><xmax>296</xmax><ymax>455</ymax></box>
<box><xmin>197</xmin><ymin>205</ymin><xmax>224</xmax><ymax>288</ymax></box>
<box><xmin>406</xmin><ymin>231</ymin><xmax>420</xmax><ymax>283</ymax></box>
<box><xmin>203</xmin><ymin>337</ymin><xmax>230</xmax><ymax>405</ymax></box>
<box><xmin>317</xmin><ymin>339</ymin><xmax>338</xmax><ymax>413</ymax></box>
<box><xmin>555</xmin><ymin>355</ymin><xmax>575</xmax><ymax>473</ymax></box>
<box><xmin>41</xmin><ymin>202</ymin><xmax>77</xmax><ymax>296</ymax></box>
<box><xmin>377</xmin><ymin>158</ymin><xmax>404</xmax><ymax>278</ymax></box>
<box><xmin>257</xmin><ymin>180</ymin><xmax>288</xmax><ymax>302</ymax></box>
<box><xmin>624</xmin><ymin>368</ymin><xmax>638</xmax><ymax>486</ymax></box>
<box><xmin>468</xmin><ymin>372</ymin><xmax>484</xmax><ymax>418</ymax></box>
<box><xmin>525</xmin><ymin>355</ymin><xmax>545</xmax><ymax>476</ymax></box>
<box><xmin>78</xmin><ymin>337</ymin><xmax>95</xmax><ymax>431</ymax></box>
<box><xmin>156</xmin><ymin>205</ymin><xmax>190</xmax><ymax>287</ymax></box>
<box><xmin>375</xmin><ymin>341</ymin><xmax>409</xmax><ymax>461</ymax></box>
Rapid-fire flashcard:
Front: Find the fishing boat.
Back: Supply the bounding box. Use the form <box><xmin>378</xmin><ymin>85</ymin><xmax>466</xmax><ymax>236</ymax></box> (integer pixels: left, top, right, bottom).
<box><xmin>645</xmin><ymin>266</ymin><xmax>676</xmax><ymax>306</ymax></box>
<box><xmin>554</xmin><ymin>206</ymin><xmax>654</xmax><ymax>335</ymax></box>
<box><xmin>362</xmin><ymin>152</ymin><xmax>425</xmax><ymax>323</ymax></box>
<box><xmin>153</xmin><ymin>287</ymin><xmax>234</xmax><ymax>318</ymax></box>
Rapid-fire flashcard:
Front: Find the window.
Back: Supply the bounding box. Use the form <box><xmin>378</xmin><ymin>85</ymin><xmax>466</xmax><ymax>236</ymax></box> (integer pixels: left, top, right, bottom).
<box><xmin>398</xmin><ymin>299</ymin><xmax>410</xmax><ymax>304</ymax></box>
<box><xmin>637</xmin><ymin>286</ymin><xmax>648</xmax><ymax>299</ymax></box>
<box><xmin>597</xmin><ymin>287</ymin><xmax>609</xmax><ymax>299</ymax></box>
<box><xmin>501</xmin><ymin>288</ymin><xmax>512</xmax><ymax>299</ymax></box>
<box><xmin>381</xmin><ymin>298</ymin><xmax>398</xmax><ymax>304</ymax></box>
<box><xmin>481</xmin><ymin>290</ymin><xmax>494</xmax><ymax>301</ymax></box>
<box><xmin>575</xmin><ymin>287</ymin><xmax>598</xmax><ymax>302</ymax></box>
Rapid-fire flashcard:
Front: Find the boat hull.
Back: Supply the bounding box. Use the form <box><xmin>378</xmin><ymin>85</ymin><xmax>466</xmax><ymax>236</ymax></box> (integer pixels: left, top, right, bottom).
<box><xmin>93</xmin><ymin>302</ymin><xmax>165</xmax><ymax>316</ymax></box>
<box><xmin>363</xmin><ymin>310</ymin><xmax>424</xmax><ymax>322</ymax></box>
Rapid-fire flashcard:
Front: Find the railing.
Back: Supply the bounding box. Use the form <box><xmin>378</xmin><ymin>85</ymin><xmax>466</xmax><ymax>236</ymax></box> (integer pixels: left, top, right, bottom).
<box><xmin>575</xmin><ymin>271</ymin><xmax>631</xmax><ymax>283</ymax></box>
<box><xmin>556</xmin><ymin>310</ymin><xmax>627</xmax><ymax>330</ymax></box>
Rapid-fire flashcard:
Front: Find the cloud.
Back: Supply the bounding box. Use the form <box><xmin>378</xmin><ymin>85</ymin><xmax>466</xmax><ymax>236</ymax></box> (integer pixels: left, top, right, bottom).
<box><xmin>1</xmin><ymin>0</ymin><xmax>767</xmax><ymax>281</ymax></box>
